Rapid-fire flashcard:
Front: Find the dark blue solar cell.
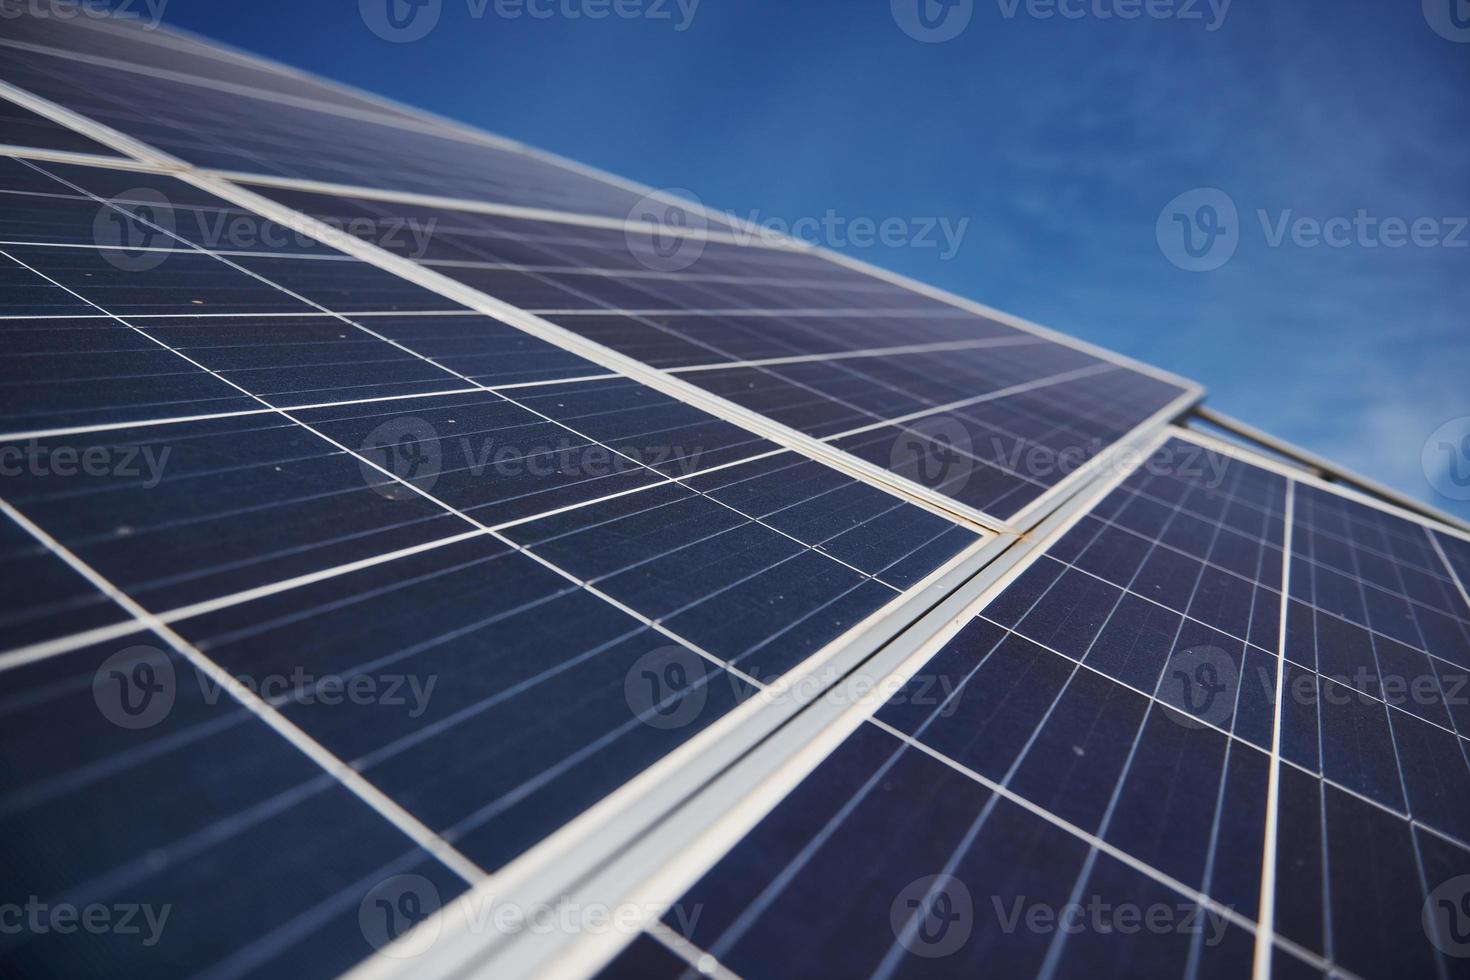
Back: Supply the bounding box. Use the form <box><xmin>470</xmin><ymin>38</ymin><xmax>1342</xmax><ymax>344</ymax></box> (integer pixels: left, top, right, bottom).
<box><xmin>1435</xmin><ymin>530</ymin><xmax>1470</xmax><ymax>596</ymax></box>
<box><xmin>0</xmin><ymin>103</ymin><xmax>120</xmax><ymax>156</ymax></box>
<box><xmin>1323</xmin><ymin>784</ymin><xmax>1443</xmax><ymax>978</ymax></box>
<box><xmin>0</xmin><ymin>248</ymin><xmax>105</xmax><ymax>315</ymax></box>
<box><xmin>980</xmin><ymin>557</ymin><xmax>1066</xmax><ymax>629</ymax></box>
<box><xmin>879</xmin><ymin>633</ymin><xmax>1074</xmax><ymax>783</ymax></box>
<box><xmin>1102</xmin><ymin>707</ymin><xmax>1230</xmax><ymax>890</ymax></box>
<box><xmin>594</xmin><ymin>934</ymin><xmax>691</xmax><ymax>980</ymax></box>
<box><xmin>1389</xmin><ymin>709</ymin><xmax>1470</xmax><ymax>842</ymax></box>
<box><xmin>1279</xmin><ymin>662</ymin><xmax>1322</xmax><ymax>772</ymax></box>
<box><xmin>880</xmin><ymin>525</ymin><xmax>982</xmax><ymax>590</ymax></box>
<box><xmin>1013</xmin><ymin>566</ymin><xmax>1124</xmax><ymax>662</ymax></box>
<box><xmin>349</xmin><ymin>314</ymin><xmax>605</xmax><ymax>387</ymax></box>
<box><xmin>508</xmin><ymin>378</ymin><xmax>778</xmax><ymax>475</ymax></box>
<box><xmin>1233</xmin><ymin>645</ymin><xmax>1279</xmax><ymax>750</ymax></box>
<box><xmin>1273</xmin><ymin>764</ymin><xmax>1325</xmax><ymax>957</ymax></box>
<box><xmin>1080</xmin><ymin>593</ymin><xmax>1182</xmax><ymax>693</ymax></box>
<box><xmin>1316</xmin><ymin>679</ymin><xmax>1407</xmax><ymax>812</ymax></box>
<box><xmin>1202</xmin><ymin>745</ymin><xmax>1269</xmax><ymax>916</ymax></box>
<box><xmin>1050</xmin><ymin>853</ymin><xmax>1226</xmax><ymax>979</ymax></box>
<box><xmin>1004</xmin><ymin>667</ymin><xmax>1149</xmax><ymax>832</ymax></box>
<box><xmin>1431</xmin><ymin>656</ymin><xmax>1470</xmax><ymax>737</ymax></box>
<box><xmin>0</xmin><ymin>515</ymin><xmax>127</xmax><ymax>651</ymax></box>
<box><xmin>1068</xmin><ymin>518</ymin><xmax>1157</xmax><ymax>590</ymax></box>
<box><xmin>1371</xmin><ymin>632</ymin><xmax>1456</xmax><ymax>729</ymax></box>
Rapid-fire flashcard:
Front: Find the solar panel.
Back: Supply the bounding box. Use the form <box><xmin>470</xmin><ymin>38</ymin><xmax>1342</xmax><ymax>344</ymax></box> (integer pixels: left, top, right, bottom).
<box><xmin>0</xmin><ymin>28</ymin><xmax>715</xmax><ymax>221</ymax></box>
<box><xmin>1</xmin><ymin>10</ymin><xmax>1466</xmax><ymax>980</ymax></box>
<box><xmin>222</xmin><ymin>185</ymin><xmax>1199</xmax><ymax>527</ymax></box>
<box><xmin>594</xmin><ymin>433</ymin><xmax>1470</xmax><ymax>980</ymax></box>
<box><xmin>0</xmin><ymin>128</ymin><xmax>986</xmax><ymax>975</ymax></box>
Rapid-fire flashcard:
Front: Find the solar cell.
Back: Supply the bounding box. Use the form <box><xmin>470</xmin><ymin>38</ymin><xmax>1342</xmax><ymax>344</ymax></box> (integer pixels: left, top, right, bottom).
<box><xmin>0</xmin><ymin>97</ymin><xmax>120</xmax><ymax>157</ymax></box>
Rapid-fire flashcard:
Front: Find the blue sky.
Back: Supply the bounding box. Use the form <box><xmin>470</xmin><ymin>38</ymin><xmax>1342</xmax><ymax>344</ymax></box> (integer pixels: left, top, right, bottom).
<box><xmin>139</xmin><ymin>0</ymin><xmax>1469</xmax><ymax>518</ymax></box>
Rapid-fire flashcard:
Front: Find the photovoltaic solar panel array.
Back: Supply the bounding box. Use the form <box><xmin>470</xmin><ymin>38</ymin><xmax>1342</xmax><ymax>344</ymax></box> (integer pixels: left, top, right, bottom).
<box><xmin>606</xmin><ymin>436</ymin><xmax>1470</xmax><ymax>980</ymax></box>
<box><xmin>0</xmin><ymin>9</ymin><xmax>1466</xmax><ymax>980</ymax></box>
